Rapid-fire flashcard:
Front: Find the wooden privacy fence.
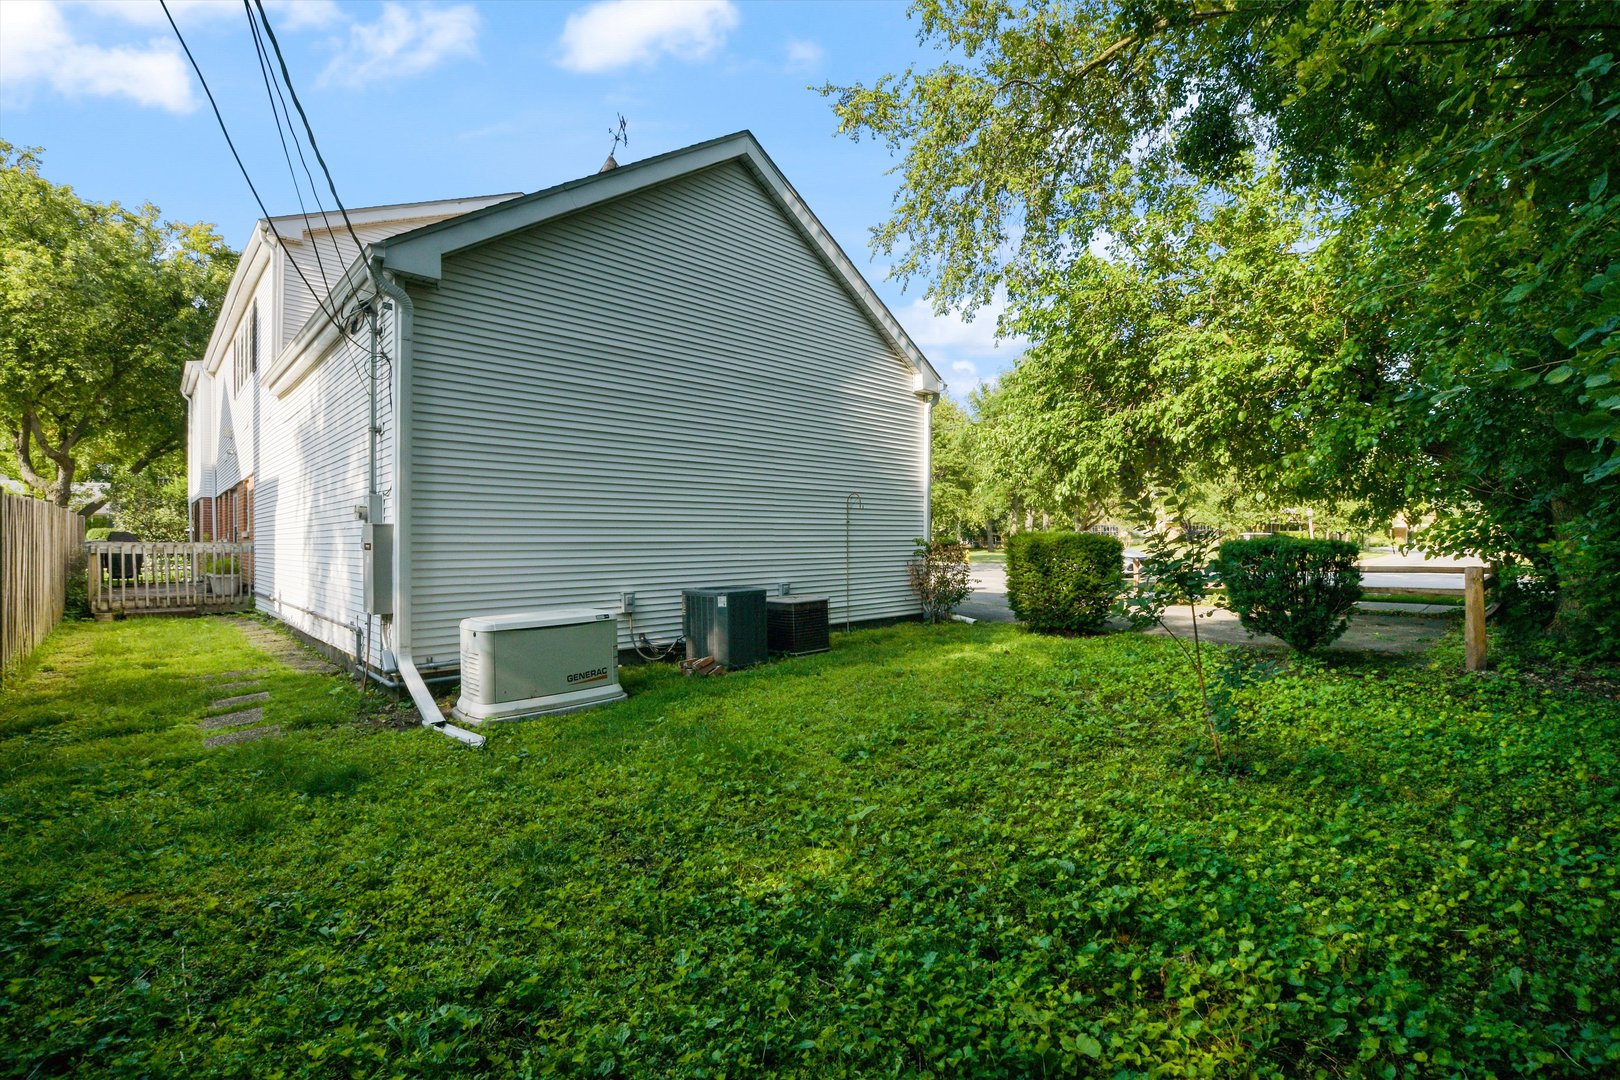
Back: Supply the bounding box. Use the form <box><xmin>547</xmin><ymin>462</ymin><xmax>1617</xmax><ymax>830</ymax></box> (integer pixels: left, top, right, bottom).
<box><xmin>1</xmin><ymin>493</ymin><xmax>86</xmax><ymax>674</ymax></box>
<box><xmin>87</xmin><ymin>541</ymin><xmax>254</xmax><ymax>616</ymax></box>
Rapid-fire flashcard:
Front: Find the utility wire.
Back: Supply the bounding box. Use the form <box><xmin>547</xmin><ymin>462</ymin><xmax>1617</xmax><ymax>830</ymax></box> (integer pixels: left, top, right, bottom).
<box><xmin>160</xmin><ymin>0</ymin><xmax>368</xmax><ymax>383</ymax></box>
<box><xmin>252</xmin><ymin>0</ymin><xmax>368</xmax><ymax>258</ymax></box>
<box><xmin>240</xmin><ymin>3</ymin><xmax>372</xmax><ymax>390</ymax></box>
<box><xmin>244</xmin><ymin>1</ymin><xmax>333</xmax><ymax>303</ymax></box>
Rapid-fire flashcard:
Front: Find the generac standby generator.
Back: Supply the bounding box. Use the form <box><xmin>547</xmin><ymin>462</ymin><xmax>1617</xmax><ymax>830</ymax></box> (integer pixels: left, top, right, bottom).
<box><xmin>451</xmin><ymin>608</ymin><xmax>625</xmax><ymax>724</ymax></box>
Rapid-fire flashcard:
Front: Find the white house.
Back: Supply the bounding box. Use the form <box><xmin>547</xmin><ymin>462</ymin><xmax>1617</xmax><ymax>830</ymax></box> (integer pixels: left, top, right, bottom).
<box><xmin>184</xmin><ymin>132</ymin><xmax>941</xmax><ymax>727</ymax></box>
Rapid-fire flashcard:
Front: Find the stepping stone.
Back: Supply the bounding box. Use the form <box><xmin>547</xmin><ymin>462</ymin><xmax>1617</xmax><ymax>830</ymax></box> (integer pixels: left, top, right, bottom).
<box><xmin>210</xmin><ymin>691</ymin><xmax>270</xmax><ymax>709</ymax></box>
<box><xmin>204</xmin><ymin>724</ymin><xmax>280</xmax><ymax>748</ymax></box>
<box><xmin>200</xmin><ymin>707</ymin><xmax>264</xmax><ymax>730</ymax></box>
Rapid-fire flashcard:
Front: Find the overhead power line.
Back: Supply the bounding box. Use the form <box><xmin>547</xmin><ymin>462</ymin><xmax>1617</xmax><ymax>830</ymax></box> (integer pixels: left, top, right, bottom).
<box><xmin>240</xmin><ymin>2</ymin><xmax>371</xmax><ymax>390</ymax></box>
<box><xmin>244</xmin><ymin>1</ymin><xmax>335</xmax><ymax>302</ymax></box>
<box><xmin>251</xmin><ymin>0</ymin><xmax>368</xmax><ymax>258</ymax></box>
<box><xmin>160</xmin><ymin>0</ymin><xmax>371</xmax><ymax>386</ymax></box>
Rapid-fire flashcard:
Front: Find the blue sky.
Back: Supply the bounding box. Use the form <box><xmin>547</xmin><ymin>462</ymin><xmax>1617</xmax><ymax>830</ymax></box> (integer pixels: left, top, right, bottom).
<box><xmin>0</xmin><ymin>0</ymin><xmax>1024</xmax><ymax>398</ymax></box>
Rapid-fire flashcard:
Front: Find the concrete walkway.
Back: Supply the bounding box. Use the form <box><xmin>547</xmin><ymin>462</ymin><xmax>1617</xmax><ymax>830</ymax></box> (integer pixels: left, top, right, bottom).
<box><xmin>960</xmin><ymin>564</ymin><xmax>1457</xmax><ymax>654</ymax></box>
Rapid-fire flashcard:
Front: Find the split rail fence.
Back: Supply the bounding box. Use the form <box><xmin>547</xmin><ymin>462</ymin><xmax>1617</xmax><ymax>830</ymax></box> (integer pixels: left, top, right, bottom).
<box><xmin>87</xmin><ymin>541</ymin><xmax>254</xmax><ymax>617</ymax></box>
<box><xmin>0</xmin><ymin>493</ymin><xmax>86</xmax><ymax>675</ymax></box>
<box><xmin>1359</xmin><ymin>564</ymin><xmax>1498</xmax><ymax>672</ymax></box>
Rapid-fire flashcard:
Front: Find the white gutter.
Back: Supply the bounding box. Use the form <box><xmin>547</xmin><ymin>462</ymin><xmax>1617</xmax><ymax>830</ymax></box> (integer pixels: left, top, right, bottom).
<box><xmin>372</xmin><ymin>260</ymin><xmax>484</xmax><ymax>748</ymax></box>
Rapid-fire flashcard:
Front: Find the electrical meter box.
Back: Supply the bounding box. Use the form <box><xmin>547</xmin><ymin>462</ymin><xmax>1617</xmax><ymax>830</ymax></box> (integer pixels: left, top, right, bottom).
<box><xmin>362</xmin><ymin>523</ymin><xmax>393</xmax><ymax>615</ymax></box>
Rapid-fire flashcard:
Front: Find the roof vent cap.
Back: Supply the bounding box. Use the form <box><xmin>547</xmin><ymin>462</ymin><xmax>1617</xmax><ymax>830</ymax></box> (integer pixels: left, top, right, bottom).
<box><xmin>599</xmin><ymin>154</ymin><xmax>618</xmax><ymax>173</ymax></box>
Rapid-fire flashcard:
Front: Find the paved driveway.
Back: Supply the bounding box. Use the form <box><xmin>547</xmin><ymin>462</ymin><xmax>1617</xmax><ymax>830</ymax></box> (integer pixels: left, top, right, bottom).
<box><xmin>958</xmin><ymin>563</ymin><xmax>1014</xmax><ymax>623</ymax></box>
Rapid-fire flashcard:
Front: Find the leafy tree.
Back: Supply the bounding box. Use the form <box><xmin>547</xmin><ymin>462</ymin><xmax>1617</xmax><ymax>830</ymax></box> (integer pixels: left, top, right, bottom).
<box><xmin>101</xmin><ymin>455</ymin><xmax>190</xmax><ymax>542</ymax></box>
<box><xmin>987</xmin><ymin>168</ymin><xmax>1368</xmax><ymax>515</ymax></box>
<box><xmin>930</xmin><ymin>395</ymin><xmax>982</xmax><ymax>540</ymax></box>
<box><xmin>0</xmin><ymin>142</ymin><xmax>235</xmax><ymax>510</ymax></box>
<box><xmin>826</xmin><ymin>1</ymin><xmax>1620</xmax><ymax>653</ymax></box>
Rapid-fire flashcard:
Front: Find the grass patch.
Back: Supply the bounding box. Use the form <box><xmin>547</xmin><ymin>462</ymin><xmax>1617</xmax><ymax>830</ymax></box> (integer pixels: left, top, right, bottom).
<box><xmin>1360</xmin><ymin>590</ymin><xmax>1465</xmax><ymax>607</ymax></box>
<box><xmin>967</xmin><ymin>548</ymin><xmax>1006</xmax><ymax>565</ymax></box>
<box><xmin>1</xmin><ymin>617</ymin><xmax>1617</xmax><ymax>1076</ymax></box>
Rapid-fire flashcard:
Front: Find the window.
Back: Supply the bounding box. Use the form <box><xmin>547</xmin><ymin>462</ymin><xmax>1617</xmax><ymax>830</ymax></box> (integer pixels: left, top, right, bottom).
<box><xmin>232</xmin><ymin>301</ymin><xmax>259</xmax><ymax>393</ymax></box>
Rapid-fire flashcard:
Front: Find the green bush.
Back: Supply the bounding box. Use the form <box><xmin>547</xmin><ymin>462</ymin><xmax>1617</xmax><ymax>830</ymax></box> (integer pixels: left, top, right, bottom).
<box><xmin>1215</xmin><ymin>536</ymin><xmax>1362</xmax><ymax>651</ymax></box>
<box><xmin>1006</xmin><ymin>530</ymin><xmax>1123</xmax><ymax>633</ymax></box>
<box><xmin>83</xmin><ymin>527</ymin><xmax>112</xmax><ymax>542</ymax></box>
<box><xmin>908</xmin><ymin>538</ymin><xmax>972</xmax><ymax>622</ymax></box>
<box><xmin>61</xmin><ymin>573</ymin><xmax>90</xmax><ymax>619</ymax></box>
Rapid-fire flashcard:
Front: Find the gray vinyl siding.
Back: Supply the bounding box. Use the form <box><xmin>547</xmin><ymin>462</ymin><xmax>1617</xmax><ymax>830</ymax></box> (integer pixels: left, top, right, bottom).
<box><xmin>252</xmin><ymin>319</ymin><xmax>393</xmax><ymax>659</ymax></box>
<box><xmin>406</xmin><ymin>161</ymin><xmax>927</xmax><ymax>665</ymax></box>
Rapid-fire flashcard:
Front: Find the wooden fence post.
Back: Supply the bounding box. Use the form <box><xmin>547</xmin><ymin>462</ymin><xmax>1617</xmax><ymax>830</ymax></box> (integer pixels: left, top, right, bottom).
<box><xmin>1464</xmin><ymin>566</ymin><xmax>1487</xmax><ymax>672</ymax></box>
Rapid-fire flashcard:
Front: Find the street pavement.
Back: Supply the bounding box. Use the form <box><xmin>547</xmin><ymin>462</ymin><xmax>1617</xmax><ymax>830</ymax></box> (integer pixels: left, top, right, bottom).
<box><xmin>958</xmin><ymin>559</ymin><xmax>1458</xmax><ymax>655</ymax></box>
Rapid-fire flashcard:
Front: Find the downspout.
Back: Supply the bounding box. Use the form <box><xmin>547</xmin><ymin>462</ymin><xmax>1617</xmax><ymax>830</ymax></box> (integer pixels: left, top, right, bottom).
<box><xmin>371</xmin><ymin>258</ymin><xmax>484</xmax><ymax>748</ymax></box>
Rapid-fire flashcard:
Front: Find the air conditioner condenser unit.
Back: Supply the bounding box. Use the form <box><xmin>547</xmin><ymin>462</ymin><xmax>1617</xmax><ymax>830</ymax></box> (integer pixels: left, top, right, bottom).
<box><xmin>451</xmin><ymin>608</ymin><xmax>626</xmax><ymax>724</ymax></box>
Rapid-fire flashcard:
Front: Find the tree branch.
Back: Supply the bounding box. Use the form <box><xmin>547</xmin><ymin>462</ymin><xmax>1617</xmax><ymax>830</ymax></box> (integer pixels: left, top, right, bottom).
<box><xmin>24</xmin><ymin>409</ymin><xmax>75</xmax><ymax>469</ymax></box>
<box><xmin>11</xmin><ymin>421</ymin><xmax>54</xmax><ymax>495</ymax></box>
<box><xmin>75</xmin><ymin>436</ymin><xmax>181</xmax><ymax>518</ymax></box>
<box><xmin>1075</xmin><ymin>8</ymin><xmax>1238</xmax><ymax>82</ymax></box>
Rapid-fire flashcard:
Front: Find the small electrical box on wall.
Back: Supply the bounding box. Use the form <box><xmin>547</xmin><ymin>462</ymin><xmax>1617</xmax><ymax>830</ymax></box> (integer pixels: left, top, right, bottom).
<box><xmin>363</xmin><ymin>523</ymin><xmax>393</xmax><ymax>615</ymax></box>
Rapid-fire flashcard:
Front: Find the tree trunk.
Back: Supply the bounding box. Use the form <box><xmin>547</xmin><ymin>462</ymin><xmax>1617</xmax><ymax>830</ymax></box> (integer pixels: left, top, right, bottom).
<box><xmin>12</xmin><ymin>413</ymin><xmax>76</xmax><ymax>506</ymax></box>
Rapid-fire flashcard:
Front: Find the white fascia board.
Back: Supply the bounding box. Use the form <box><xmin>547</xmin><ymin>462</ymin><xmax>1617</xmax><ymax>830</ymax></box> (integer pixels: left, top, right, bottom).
<box><xmin>263</xmin><ymin>193</ymin><xmax>522</xmax><ymax>238</ymax></box>
<box><xmin>376</xmin><ymin>131</ymin><xmax>943</xmax><ymax>391</ymax></box>
<box><xmin>181</xmin><ymin>360</ymin><xmax>202</xmax><ymax>398</ymax></box>
<box><xmin>262</xmin><ymin>255</ymin><xmax>372</xmax><ymax>398</ymax></box>
<box><xmin>201</xmin><ymin>226</ymin><xmax>272</xmax><ymax>378</ymax></box>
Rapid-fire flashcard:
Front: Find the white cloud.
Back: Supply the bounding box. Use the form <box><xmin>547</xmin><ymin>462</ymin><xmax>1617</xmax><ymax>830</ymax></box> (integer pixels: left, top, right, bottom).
<box><xmin>898</xmin><ymin>296</ymin><xmax>1024</xmax><ymax>359</ymax></box>
<box><xmin>785</xmin><ymin>38</ymin><xmax>823</xmax><ymax>71</ymax></box>
<box><xmin>320</xmin><ymin>2</ymin><xmax>479</xmax><ymax>88</ymax></box>
<box><xmin>70</xmin><ymin>0</ymin><xmax>237</xmax><ymax>28</ymax></box>
<box><xmin>0</xmin><ymin>0</ymin><xmax>197</xmax><ymax>112</ymax></box>
<box><xmin>77</xmin><ymin>0</ymin><xmax>339</xmax><ymax>31</ymax></box>
<box><xmin>894</xmin><ymin>296</ymin><xmax>1026</xmax><ymax>400</ymax></box>
<box><xmin>558</xmin><ymin>0</ymin><xmax>738</xmax><ymax>74</ymax></box>
<box><xmin>265</xmin><ymin>0</ymin><xmax>343</xmax><ymax>31</ymax></box>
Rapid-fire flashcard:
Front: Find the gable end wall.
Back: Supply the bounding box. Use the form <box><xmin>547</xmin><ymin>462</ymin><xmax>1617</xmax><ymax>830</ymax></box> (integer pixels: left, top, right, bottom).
<box><xmin>406</xmin><ymin>161</ymin><xmax>928</xmax><ymax>663</ymax></box>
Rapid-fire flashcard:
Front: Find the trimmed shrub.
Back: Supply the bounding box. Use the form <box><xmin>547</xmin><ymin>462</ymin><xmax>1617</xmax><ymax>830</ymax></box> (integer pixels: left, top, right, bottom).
<box><xmin>1007</xmin><ymin>531</ymin><xmax>1123</xmax><ymax>633</ymax></box>
<box><xmin>1215</xmin><ymin>536</ymin><xmax>1362</xmax><ymax>651</ymax></box>
<box><xmin>908</xmin><ymin>539</ymin><xmax>972</xmax><ymax>623</ymax></box>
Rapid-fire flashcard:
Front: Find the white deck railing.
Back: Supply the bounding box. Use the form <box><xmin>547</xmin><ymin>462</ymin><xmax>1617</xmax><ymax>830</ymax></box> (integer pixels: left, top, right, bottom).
<box><xmin>87</xmin><ymin>541</ymin><xmax>254</xmax><ymax>615</ymax></box>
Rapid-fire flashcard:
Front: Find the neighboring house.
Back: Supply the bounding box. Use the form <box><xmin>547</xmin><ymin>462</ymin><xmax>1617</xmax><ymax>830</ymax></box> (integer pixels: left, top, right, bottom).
<box><xmin>184</xmin><ymin>132</ymin><xmax>942</xmax><ymax>710</ymax></box>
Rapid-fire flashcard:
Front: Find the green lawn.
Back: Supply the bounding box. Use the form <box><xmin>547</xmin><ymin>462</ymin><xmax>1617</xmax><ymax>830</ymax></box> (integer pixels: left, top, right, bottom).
<box><xmin>1360</xmin><ymin>591</ymin><xmax>1466</xmax><ymax>608</ymax></box>
<box><xmin>2</xmin><ymin>617</ymin><xmax>1617</xmax><ymax>1076</ymax></box>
